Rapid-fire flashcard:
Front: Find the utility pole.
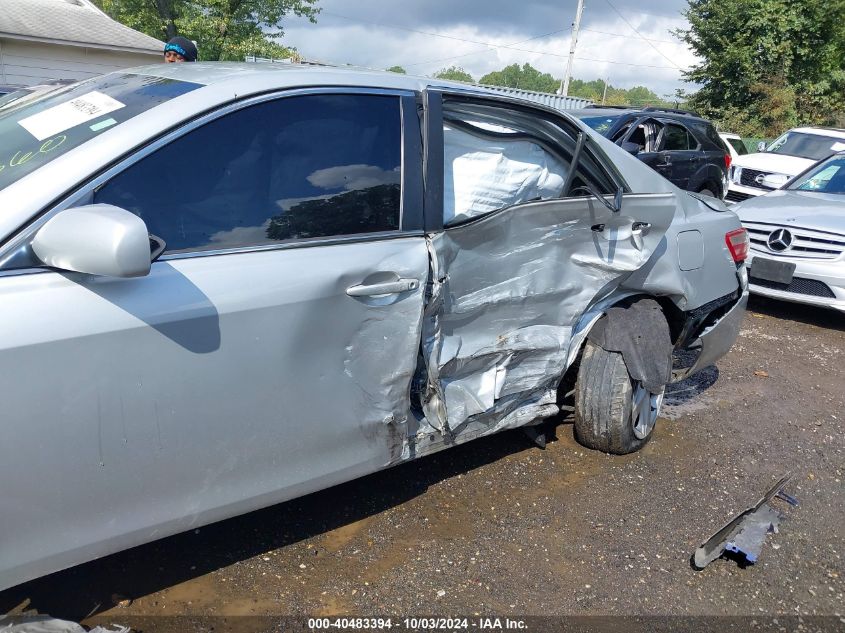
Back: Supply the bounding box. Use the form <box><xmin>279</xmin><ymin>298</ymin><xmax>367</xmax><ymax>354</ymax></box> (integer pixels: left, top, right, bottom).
<box><xmin>601</xmin><ymin>76</ymin><xmax>609</xmax><ymax>104</ymax></box>
<box><xmin>559</xmin><ymin>0</ymin><xmax>585</xmax><ymax>97</ymax></box>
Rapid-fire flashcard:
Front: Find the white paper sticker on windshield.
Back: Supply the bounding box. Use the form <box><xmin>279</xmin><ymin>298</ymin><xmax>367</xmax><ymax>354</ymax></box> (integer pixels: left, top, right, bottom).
<box><xmin>831</xmin><ymin>142</ymin><xmax>845</xmax><ymax>152</ymax></box>
<box><xmin>18</xmin><ymin>91</ymin><xmax>126</xmax><ymax>141</ymax></box>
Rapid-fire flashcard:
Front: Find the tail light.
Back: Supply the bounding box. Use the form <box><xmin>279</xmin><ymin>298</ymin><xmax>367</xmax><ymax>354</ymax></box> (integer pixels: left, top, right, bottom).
<box><xmin>724</xmin><ymin>153</ymin><xmax>732</xmax><ymax>170</ymax></box>
<box><xmin>725</xmin><ymin>228</ymin><xmax>749</xmax><ymax>262</ymax></box>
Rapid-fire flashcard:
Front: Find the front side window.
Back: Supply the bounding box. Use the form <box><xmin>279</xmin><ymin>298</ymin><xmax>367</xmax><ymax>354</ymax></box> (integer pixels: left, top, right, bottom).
<box><xmin>95</xmin><ymin>94</ymin><xmax>402</xmax><ymax>253</ymax></box>
<box><xmin>619</xmin><ymin>118</ymin><xmax>662</xmax><ymax>153</ymax></box>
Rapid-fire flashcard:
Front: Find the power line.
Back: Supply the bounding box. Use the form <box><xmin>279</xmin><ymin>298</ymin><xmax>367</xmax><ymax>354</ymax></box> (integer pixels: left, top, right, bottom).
<box><xmin>581</xmin><ymin>27</ymin><xmax>678</xmax><ymax>45</ymax></box>
<box><xmin>404</xmin><ymin>27</ymin><xmax>569</xmax><ymax>68</ymax></box>
<box><xmin>319</xmin><ymin>10</ymin><xmax>682</xmax><ymax>70</ymax></box>
<box><xmin>601</xmin><ymin>0</ymin><xmax>684</xmax><ymax>70</ymax></box>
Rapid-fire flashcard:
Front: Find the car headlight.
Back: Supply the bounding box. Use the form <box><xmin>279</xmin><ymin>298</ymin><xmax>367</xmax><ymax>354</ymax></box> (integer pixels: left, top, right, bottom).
<box><xmin>731</xmin><ymin>166</ymin><xmax>743</xmax><ymax>184</ymax></box>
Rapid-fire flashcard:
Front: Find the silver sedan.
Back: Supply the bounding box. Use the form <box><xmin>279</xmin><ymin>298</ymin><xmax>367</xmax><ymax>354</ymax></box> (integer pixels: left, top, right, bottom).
<box><xmin>734</xmin><ymin>152</ymin><xmax>845</xmax><ymax>312</ymax></box>
<box><xmin>0</xmin><ymin>63</ymin><xmax>748</xmax><ymax>591</ymax></box>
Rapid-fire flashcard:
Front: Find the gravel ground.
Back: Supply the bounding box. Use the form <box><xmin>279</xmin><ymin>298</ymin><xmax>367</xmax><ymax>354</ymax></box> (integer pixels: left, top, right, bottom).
<box><xmin>2</xmin><ymin>296</ymin><xmax>843</xmax><ymax>628</ymax></box>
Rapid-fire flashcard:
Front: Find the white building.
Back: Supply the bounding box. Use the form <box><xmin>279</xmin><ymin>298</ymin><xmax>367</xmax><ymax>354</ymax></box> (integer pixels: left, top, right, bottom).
<box><xmin>0</xmin><ymin>0</ymin><xmax>163</xmax><ymax>87</ymax></box>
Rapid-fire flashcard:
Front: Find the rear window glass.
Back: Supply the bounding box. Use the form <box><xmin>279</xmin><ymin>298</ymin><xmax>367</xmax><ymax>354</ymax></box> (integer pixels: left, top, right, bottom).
<box><xmin>0</xmin><ymin>73</ymin><xmax>201</xmax><ymax>194</ymax></box>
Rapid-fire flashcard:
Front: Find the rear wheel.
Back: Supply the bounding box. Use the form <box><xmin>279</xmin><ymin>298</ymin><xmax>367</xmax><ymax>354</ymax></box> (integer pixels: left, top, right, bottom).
<box><xmin>573</xmin><ymin>340</ymin><xmax>665</xmax><ymax>454</ymax></box>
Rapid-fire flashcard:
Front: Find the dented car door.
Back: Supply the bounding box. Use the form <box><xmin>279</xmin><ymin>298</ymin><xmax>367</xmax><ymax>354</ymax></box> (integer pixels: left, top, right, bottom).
<box><xmin>415</xmin><ymin>94</ymin><xmax>678</xmax><ymax>447</ymax></box>
<box><xmin>0</xmin><ymin>90</ymin><xmax>430</xmax><ymax>588</ymax></box>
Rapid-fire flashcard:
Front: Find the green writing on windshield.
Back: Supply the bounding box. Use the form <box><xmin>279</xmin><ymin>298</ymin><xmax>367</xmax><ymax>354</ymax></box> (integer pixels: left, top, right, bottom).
<box><xmin>0</xmin><ymin>135</ymin><xmax>67</xmax><ymax>175</ymax></box>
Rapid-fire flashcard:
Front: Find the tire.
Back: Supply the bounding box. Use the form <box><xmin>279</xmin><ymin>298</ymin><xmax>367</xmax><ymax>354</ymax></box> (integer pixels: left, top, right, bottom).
<box><xmin>573</xmin><ymin>340</ymin><xmax>665</xmax><ymax>455</ymax></box>
<box><xmin>697</xmin><ymin>186</ymin><xmax>716</xmax><ymax>197</ymax></box>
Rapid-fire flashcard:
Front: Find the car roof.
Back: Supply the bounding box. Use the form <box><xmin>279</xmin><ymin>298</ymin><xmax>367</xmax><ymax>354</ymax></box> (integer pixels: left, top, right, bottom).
<box><xmin>788</xmin><ymin>127</ymin><xmax>845</xmax><ymax>139</ymax></box>
<box><xmin>123</xmin><ymin>61</ymin><xmax>500</xmax><ymax>99</ymax></box>
<box><xmin>568</xmin><ymin>106</ymin><xmax>710</xmax><ymax>125</ymax></box>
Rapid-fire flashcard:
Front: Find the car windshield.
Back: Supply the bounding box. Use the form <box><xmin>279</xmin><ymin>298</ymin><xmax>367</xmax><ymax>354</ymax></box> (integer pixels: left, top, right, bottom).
<box><xmin>0</xmin><ymin>73</ymin><xmax>202</xmax><ymax>194</ymax></box>
<box><xmin>576</xmin><ymin>114</ymin><xmax>623</xmax><ymax>135</ymax></box>
<box><xmin>789</xmin><ymin>155</ymin><xmax>845</xmax><ymax>194</ymax></box>
<box><xmin>0</xmin><ymin>87</ymin><xmax>35</xmax><ymax>110</ymax></box>
<box><xmin>765</xmin><ymin>131</ymin><xmax>845</xmax><ymax>160</ymax></box>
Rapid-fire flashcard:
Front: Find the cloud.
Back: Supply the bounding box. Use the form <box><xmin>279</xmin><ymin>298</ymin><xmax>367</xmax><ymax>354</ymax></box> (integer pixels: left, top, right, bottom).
<box><xmin>280</xmin><ymin>0</ymin><xmax>698</xmax><ymax>97</ymax></box>
<box><xmin>306</xmin><ymin>163</ymin><xmax>401</xmax><ymax>191</ymax></box>
<box><xmin>209</xmin><ymin>220</ymin><xmax>272</xmax><ymax>247</ymax></box>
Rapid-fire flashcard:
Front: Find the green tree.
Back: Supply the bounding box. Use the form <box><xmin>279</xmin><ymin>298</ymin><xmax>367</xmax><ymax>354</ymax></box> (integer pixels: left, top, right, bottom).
<box><xmin>677</xmin><ymin>0</ymin><xmax>845</xmax><ymax>136</ymax></box>
<box><xmin>479</xmin><ymin>63</ymin><xmax>558</xmax><ymax>93</ymax></box>
<box><xmin>386</xmin><ymin>66</ymin><xmax>407</xmax><ymax>74</ymax></box>
<box><xmin>93</xmin><ymin>0</ymin><xmax>320</xmax><ymax>61</ymax></box>
<box><xmin>432</xmin><ymin>66</ymin><xmax>475</xmax><ymax>83</ymax></box>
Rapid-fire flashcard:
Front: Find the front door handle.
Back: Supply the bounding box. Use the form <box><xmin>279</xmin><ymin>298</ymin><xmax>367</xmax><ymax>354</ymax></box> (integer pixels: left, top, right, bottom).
<box><xmin>346</xmin><ymin>278</ymin><xmax>419</xmax><ymax>297</ymax></box>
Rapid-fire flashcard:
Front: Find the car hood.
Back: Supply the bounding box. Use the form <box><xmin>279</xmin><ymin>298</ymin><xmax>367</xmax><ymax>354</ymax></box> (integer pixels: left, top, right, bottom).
<box><xmin>733</xmin><ymin>152</ymin><xmax>815</xmax><ymax>176</ymax></box>
<box><xmin>733</xmin><ymin>189</ymin><xmax>845</xmax><ymax>232</ymax></box>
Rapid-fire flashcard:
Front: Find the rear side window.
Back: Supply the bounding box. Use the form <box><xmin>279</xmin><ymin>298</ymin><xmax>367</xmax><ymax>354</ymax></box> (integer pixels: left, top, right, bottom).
<box><xmin>691</xmin><ymin>121</ymin><xmax>724</xmax><ymax>150</ymax></box>
<box><xmin>440</xmin><ymin>101</ymin><xmax>618</xmax><ymax>225</ymax></box>
<box><xmin>661</xmin><ymin>123</ymin><xmax>694</xmax><ymax>151</ymax></box>
<box><xmin>95</xmin><ymin>94</ymin><xmax>402</xmax><ymax>253</ymax></box>
<box><xmin>442</xmin><ymin>118</ymin><xmax>569</xmax><ymax>224</ymax></box>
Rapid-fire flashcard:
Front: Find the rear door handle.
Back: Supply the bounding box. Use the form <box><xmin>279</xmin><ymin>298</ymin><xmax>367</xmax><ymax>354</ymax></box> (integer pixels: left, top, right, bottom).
<box><xmin>346</xmin><ymin>278</ymin><xmax>419</xmax><ymax>297</ymax></box>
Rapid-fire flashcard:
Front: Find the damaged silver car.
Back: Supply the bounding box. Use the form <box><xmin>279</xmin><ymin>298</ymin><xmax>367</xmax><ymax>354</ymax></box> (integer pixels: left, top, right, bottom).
<box><xmin>0</xmin><ymin>64</ymin><xmax>748</xmax><ymax>591</ymax></box>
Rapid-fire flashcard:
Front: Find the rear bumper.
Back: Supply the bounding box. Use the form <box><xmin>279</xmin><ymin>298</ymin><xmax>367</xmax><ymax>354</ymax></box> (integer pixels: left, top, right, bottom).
<box><xmin>673</xmin><ymin>284</ymin><xmax>748</xmax><ymax>382</ymax></box>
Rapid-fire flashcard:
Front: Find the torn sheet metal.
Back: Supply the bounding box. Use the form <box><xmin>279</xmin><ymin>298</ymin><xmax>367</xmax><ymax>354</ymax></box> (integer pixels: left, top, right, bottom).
<box><xmin>587</xmin><ymin>297</ymin><xmax>673</xmax><ymax>392</ymax></box>
<box><xmin>414</xmin><ymin>192</ymin><xmax>677</xmax><ymax>454</ymax></box>
<box><xmin>693</xmin><ymin>474</ymin><xmax>795</xmax><ymax>569</ymax></box>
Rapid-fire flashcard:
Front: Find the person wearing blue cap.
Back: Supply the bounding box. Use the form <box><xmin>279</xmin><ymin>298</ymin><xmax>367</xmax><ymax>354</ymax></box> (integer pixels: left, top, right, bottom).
<box><xmin>164</xmin><ymin>36</ymin><xmax>198</xmax><ymax>62</ymax></box>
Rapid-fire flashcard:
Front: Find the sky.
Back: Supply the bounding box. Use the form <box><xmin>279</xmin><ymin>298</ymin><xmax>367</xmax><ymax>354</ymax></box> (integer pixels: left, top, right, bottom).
<box><xmin>280</xmin><ymin>0</ymin><xmax>699</xmax><ymax>98</ymax></box>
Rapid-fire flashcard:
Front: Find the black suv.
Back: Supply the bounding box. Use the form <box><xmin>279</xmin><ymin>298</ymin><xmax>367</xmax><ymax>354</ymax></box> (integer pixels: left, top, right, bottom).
<box><xmin>571</xmin><ymin>106</ymin><xmax>731</xmax><ymax>198</ymax></box>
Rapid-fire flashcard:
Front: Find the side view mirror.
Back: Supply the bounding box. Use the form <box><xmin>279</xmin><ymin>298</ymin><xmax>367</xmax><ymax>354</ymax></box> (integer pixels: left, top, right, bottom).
<box><xmin>761</xmin><ymin>173</ymin><xmax>789</xmax><ymax>189</ymax></box>
<box><xmin>757</xmin><ymin>141</ymin><xmax>767</xmax><ymax>152</ymax></box>
<box><xmin>621</xmin><ymin>141</ymin><xmax>640</xmax><ymax>155</ymax></box>
<box><xmin>31</xmin><ymin>204</ymin><xmax>162</xmax><ymax>277</ymax></box>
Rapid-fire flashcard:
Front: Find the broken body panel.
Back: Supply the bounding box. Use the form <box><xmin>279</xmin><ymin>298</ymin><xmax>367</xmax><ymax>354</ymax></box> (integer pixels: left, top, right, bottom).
<box><xmin>0</xmin><ymin>64</ymin><xmax>747</xmax><ymax>591</ymax></box>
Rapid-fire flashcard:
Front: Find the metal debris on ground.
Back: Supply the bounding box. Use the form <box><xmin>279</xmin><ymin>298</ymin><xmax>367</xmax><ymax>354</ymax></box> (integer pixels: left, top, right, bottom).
<box><xmin>693</xmin><ymin>474</ymin><xmax>798</xmax><ymax>569</ymax></box>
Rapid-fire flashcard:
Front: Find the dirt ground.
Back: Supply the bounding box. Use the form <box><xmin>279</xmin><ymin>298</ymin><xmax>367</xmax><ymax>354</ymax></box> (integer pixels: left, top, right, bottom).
<box><xmin>2</xmin><ymin>296</ymin><xmax>843</xmax><ymax>629</ymax></box>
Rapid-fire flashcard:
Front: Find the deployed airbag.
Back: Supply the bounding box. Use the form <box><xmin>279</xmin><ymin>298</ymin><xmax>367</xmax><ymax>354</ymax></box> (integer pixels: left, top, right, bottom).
<box><xmin>443</xmin><ymin>123</ymin><xmax>567</xmax><ymax>225</ymax></box>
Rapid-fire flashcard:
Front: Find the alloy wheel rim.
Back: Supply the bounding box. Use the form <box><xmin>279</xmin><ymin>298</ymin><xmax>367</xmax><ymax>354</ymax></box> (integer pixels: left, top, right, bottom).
<box><xmin>631</xmin><ymin>383</ymin><xmax>664</xmax><ymax>440</ymax></box>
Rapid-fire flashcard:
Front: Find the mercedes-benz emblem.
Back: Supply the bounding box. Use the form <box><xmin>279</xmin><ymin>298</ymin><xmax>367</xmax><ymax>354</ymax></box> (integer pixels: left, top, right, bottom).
<box><xmin>767</xmin><ymin>228</ymin><xmax>793</xmax><ymax>252</ymax></box>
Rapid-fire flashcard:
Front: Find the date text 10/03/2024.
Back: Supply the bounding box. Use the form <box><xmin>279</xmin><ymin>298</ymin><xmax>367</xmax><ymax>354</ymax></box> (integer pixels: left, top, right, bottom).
<box><xmin>307</xmin><ymin>618</ymin><xmax>529</xmax><ymax>630</ymax></box>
